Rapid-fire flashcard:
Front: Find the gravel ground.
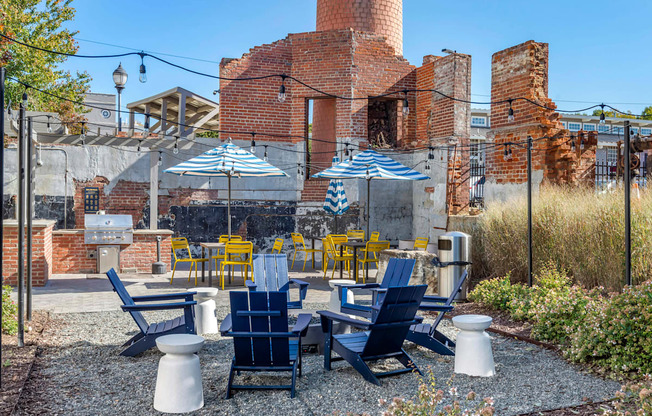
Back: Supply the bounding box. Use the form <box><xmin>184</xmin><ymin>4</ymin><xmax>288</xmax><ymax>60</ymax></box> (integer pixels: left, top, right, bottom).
<box><xmin>16</xmin><ymin>303</ymin><xmax>619</xmax><ymax>416</ymax></box>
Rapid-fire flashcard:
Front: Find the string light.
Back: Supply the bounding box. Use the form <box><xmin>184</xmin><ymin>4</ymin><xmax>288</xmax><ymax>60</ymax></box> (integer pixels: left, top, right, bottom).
<box><xmin>570</xmin><ymin>133</ymin><xmax>576</xmax><ymax>151</ymax></box>
<box><xmin>365</xmin><ymin>168</ymin><xmax>371</xmax><ymax>179</ymax></box>
<box><xmin>158</xmin><ymin>151</ymin><xmax>163</xmax><ymax>166</ymax></box>
<box><xmin>599</xmin><ymin>104</ymin><xmax>606</xmax><ymax>125</ymax></box>
<box><xmin>137</xmin><ymin>139</ymin><xmax>142</xmax><ymax>156</ymax></box>
<box><xmin>508</xmin><ymin>99</ymin><xmax>515</xmax><ymax>123</ymax></box>
<box><xmin>250</xmin><ymin>132</ymin><xmax>256</xmax><ymax>153</ymax></box>
<box><xmin>173</xmin><ymin>135</ymin><xmax>179</xmax><ymax>154</ymax></box>
<box><xmin>138</xmin><ymin>52</ymin><xmax>147</xmax><ymax>83</ymax></box>
<box><xmin>263</xmin><ymin>145</ymin><xmax>268</xmax><ymax>162</ymax></box>
<box><xmin>402</xmin><ymin>91</ymin><xmax>409</xmax><ymax>116</ymax></box>
<box><xmin>580</xmin><ymin>133</ymin><xmax>585</xmax><ymax>150</ymax></box>
<box><xmin>80</xmin><ymin>121</ymin><xmax>86</xmax><ymax>146</ymax></box>
<box><xmin>278</xmin><ymin>75</ymin><xmax>287</xmax><ymax>103</ymax></box>
<box><xmin>143</xmin><ymin>113</ymin><xmax>150</xmax><ymax>138</ymax></box>
<box><xmin>503</xmin><ymin>144</ymin><xmax>513</xmax><ymax>161</ymax></box>
<box><xmin>297</xmin><ymin>163</ymin><xmax>301</xmax><ymax>175</ymax></box>
<box><xmin>344</xmin><ymin>143</ymin><xmax>350</xmax><ymax>156</ymax></box>
<box><xmin>47</xmin><ymin>115</ymin><xmax>52</xmax><ymax>133</ymax></box>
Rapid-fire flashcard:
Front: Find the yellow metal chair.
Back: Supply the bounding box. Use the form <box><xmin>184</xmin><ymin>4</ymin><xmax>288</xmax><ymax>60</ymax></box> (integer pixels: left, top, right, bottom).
<box><xmin>369</xmin><ymin>231</ymin><xmax>380</xmax><ymax>242</ymax></box>
<box><xmin>357</xmin><ymin>240</ymin><xmax>390</xmax><ymax>283</ymax></box>
<box><xmin>322</xmin><ymin>236</ymin><xmax>353</xmax><ymax>280</ymax></box>
<box><xmin>329</xmin><ymin>233</ymin><xmax>350</xmax><ymax>256</ymax></box>
<box><xmin>290</xmin><ymin>233</ymin><xmax>321</xmax><ymax>271</ymax></box>
<box><xmin>413</xmin><ymin>237</ymin><xmax>429</xmax><ymax>251</ymax></box>
<box><xmin>219</xmin><ymin>241</ymin><xmax>254</xmax><ymax>290</ymax></box>
<box><xmin>271</xmin><ymin>238</ymin><xmax>284</xmax><ymax>254</ymax></box>
<box><xmin>346</xmin><ymin>229</ymin><xmax>365</xmax><ymax>240</ymax></box>
<box><xmin>212</xmin><ymin>235</ymin><xmax>244</xmax><ymax>270</ymax></box>
<box><xmin>170</xmin><ymin>237</ymin><xmax>209</xmax><ymax>285</ymax></box>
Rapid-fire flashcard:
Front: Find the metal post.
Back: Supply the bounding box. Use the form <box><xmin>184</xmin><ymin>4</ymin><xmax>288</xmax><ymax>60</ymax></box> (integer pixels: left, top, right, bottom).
<box><xmin>26</xmin><ymin>117</ymin><xmax>33</xmax><ymax>320</ymax></box>
<box><xmin>116</xmin><ymin>87</ymin><xmax>123</xmax><ymax>133</ymax></box>
<box><xmin>17</xmin><ymin>96</ymin><xmax>26</xmax><ymax>347</ymax></box>
<box><xmin>227</xmin><ymin>174</ymin><xmax>232</xmax><ymax>238</ymax></box>
<box><xmin>624</xmin><ymin>120</ymin><xmax>632</xmax><ymax>286</ymax></box>
<box><xmin>527</xmin><ymin>136</ymin><xmax>533</xmax><ymax>287</ymax></box>
<box><xmin>1</xmin><ymin>65</ymin><xmax>5</xmax><ymax>386</ymax></box>
<box><xmin>366</xmin><ymin>178</ymin><xmax>370</xmax><ymax>239</ymax></box>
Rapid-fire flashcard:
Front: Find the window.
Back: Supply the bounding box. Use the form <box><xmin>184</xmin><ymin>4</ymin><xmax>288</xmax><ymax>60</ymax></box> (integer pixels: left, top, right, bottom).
<box><xmin>568</xmin><ymin>122</ymin><xmax>581</xmax><ymax>131</ymax></box>
<box><xmin>606</xmin><ymin>148</ymin><xmax>618</xmax><ymax>165</ymax></box>
<box><xmin>631</xmin><ymin>127</ymin><xmax>639</xmax><ymax>135</ymax></box>
<box><xmin>561</xmin><ymin>121</ymin><xmax>567</xmax><ymax>128</ymax></box>
<box><xmin>598</xmin><ymin>124</ymin><xmax>610</xmax><ymax>133</ymax></box>
<box><xmin>471</xmin><ymin>117</ymin><xmax>486</xmax><ymax>127</ymax></box>
<box><xmin>641</xmin><ymin>128</ymin><xmax>651</xmax><ymax>135</ymax></box>
<box><xmin>612</xmin><ymin>126</ymin><xmax>624</xmax><ymax>135</ymax></box>
<box><xmin>583</xmin><ymin>123</ymin><xmax>596</xmax><ymax>131</ymax></box>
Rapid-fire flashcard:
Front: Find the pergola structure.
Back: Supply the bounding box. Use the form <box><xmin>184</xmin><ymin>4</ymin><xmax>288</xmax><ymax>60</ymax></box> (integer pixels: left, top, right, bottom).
<box><xmin>126</xmin><ymin>87</ymin><xmax>219</xmax><ymax>138</ymax></box>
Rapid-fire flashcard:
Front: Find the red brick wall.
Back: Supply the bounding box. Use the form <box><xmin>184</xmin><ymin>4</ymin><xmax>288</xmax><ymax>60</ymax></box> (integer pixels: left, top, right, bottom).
<box><xmin>52</xmin><ymin>231</ymin><xmax>172</xmax><ymax>274</ymax></box>
<box><xmin>487</xmin><ymin>40</ymin><xmax>594</xmax><ymax>186</ymax></box>
<box><xmin>311</xmin><ymin>98</ymin><xmax>337</xmax><ymax>175</ymax></box>
<box><xmin>2</xmin><ymin>221</ymin><xmax>54</xmax><ymax>286</ymax></box>
<box><xmin>316</xmin><ymin>0</ymin><xmax>403</xmax><ymax>55</ymax></box>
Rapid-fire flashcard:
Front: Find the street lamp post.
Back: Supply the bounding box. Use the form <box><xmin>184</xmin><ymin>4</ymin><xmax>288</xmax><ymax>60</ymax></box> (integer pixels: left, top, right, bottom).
<box><xmin>112</xmin><ymin>63</ymin><xmax>128</xmax><ymax>133</ymax></box>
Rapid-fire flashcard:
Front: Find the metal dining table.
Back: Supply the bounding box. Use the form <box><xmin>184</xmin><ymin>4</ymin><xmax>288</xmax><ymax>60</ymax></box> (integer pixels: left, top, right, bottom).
<box><xmin>199</xmin><ymin>242</ymin><xmax>226</xmax><ymax>288</ymax></box>
<box><xmin>341</xmin><ymin>240</ymin><xmax>366</xmax><ymax>280</ymax></box>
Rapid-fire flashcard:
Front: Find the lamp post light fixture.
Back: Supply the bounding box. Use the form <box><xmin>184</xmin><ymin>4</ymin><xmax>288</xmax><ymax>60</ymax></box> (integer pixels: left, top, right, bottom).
<box><xmin>112</xmin><ymin>63</ymin><xmax>128</xmax><ymax>132</ymax></box>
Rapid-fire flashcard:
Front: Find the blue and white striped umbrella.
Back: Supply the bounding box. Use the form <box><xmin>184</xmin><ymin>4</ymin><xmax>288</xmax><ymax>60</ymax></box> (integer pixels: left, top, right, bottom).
<box><xmin>312</xmin><ymin>149</ymin><xmax>429</xmax><ymax>236</ymax></box>
<box><xmin>164</xmin><ymin>140</ymin><xmax>288</xmax><ymax>236</ymax></box>
<box><xmin>323</xmin><ymin>156</ymin><xmax>349</xmax><ymax>216</ymax></box>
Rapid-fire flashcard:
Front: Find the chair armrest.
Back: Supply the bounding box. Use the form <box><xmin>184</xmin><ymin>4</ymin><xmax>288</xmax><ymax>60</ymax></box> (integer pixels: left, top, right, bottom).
<box><xmin>291</xmin><ymin>313</ymin><xmax>312</xmax><ymax>336</ymax></box>
<box><xmin>343</xmin><ymin>283</ymin><xmax>380</xmax><ymax>290</ymax></box>
<box><xmin>414</xmin><ymin>315</ymin><xmax>425</xmax><ymax>323</ymax></box>
<box><xmin>131</xmin><ymin>292</ymin><xmax>195</xmax><ymax>302</ymax></box>
<box><xmin>289</xmin><ymin>279</ymin><xmax>310</xmax><ymax>300</ymax></box>
<box><xmin>418</xmin><ymin>303</ymin><xmax>454</xmax><ymax>312</ymax></box>
<box><xmin>121</xmin><ymin>301</ymin><xmax>196</xmax><ymax>311</ymax></box>
<box><xmin>220</xmin><ymin>314</ymin><xmax>232</xmax><ymax>335</ymax></box>
<box><xmin>245</xmin><ymin>280</ymin><xmax>257</xmax><ymax>291</ymax></box>
<box><xmin>422</xmin><ymin>294</ymin><xmax>447</xmax><ymax>303</ymax></box>
<box><xmin>317</xmin><ymin>310</ymin><xmax>372</xmax><ymax>330</ymax></box>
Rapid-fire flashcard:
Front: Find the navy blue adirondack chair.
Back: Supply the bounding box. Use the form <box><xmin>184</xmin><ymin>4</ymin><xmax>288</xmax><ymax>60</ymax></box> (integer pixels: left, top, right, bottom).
<box><xmin>105</xmin><ymin>268</ymin><xmax>196</xmax><ymax>357</ymax></box>
<box><xmin>246</xmin><ymin>254</ymin><xmax>309</xmax><ymax>309</ymax></box>
<box><xmin>220</xmin><ymin>291</ymin><xmax>311</xmax><ymax>398</ymax></box>
<box><xmin>406</xmin><ymin>270</ymin><xmax>469</xmax><ymax>356</ymax></box>
<box><xmin>318</xmin><ymin>285</ymin><xmax>427</xmax><ymax>385</ymax></box>
<box><xmin>339</xmin><ymin>258</ymin><xmax>415</xmax><ymax>319</ymax></box>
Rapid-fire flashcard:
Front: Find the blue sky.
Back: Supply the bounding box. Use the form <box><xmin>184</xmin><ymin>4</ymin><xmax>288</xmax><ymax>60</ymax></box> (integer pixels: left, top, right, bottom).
<box><xmin>59</xmin><ymin>0</ymin><xmax>652</xmax><ymax>115</ymax></box>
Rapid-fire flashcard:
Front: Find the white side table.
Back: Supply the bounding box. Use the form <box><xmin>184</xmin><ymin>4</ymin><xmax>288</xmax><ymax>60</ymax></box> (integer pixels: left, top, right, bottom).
<box><xmin>328</xmin><ymin>279</ymin><xmax>356</xmax><ymax>313</ymax></box>
<box><xmin>189</xmin><ymin>288</ymin><xmax>218</xmax><ymax>335</ymax></box>
<box><xmin>452</xmin><ymin>314</ymin><xmax>495</xmax><ymax>377</ymax></box>
<box><xmin>154</xmin><ymin>334</ymin><xmax>205</xmax><ymax>413</ymax></box>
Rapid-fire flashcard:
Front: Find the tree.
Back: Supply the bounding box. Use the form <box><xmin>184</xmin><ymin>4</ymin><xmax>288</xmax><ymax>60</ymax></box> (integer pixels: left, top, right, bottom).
<box><xmin>0</xmin><ymin>0</ymin><xmax>90</xmax><ymax>123</ymax></box>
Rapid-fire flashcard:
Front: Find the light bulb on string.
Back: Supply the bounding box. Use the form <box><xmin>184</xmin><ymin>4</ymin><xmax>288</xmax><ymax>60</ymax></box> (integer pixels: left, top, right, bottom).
<box><xmin>570</xmin><ymin>134</ymin><xmax>576</xmax><ymax>151</ymax></box>
<box><xmin>158</xmin><ymin>151</ymin><xmax>163</xmax><ymax>167</ymax></box>
<box><xmin>173</xmin><ymin>136</ymin><xmax>179</xmax><ymax>154</ymax></box>
<box><xmin>507</xmin><ymin>99</ymin><xmax>515</xmax><ymax>123</ymax></box>
<box><xmin>138</xmin><ymin>52</ymin><xmax>147</xmax><ymax>83</ymax></box>
<box><xmin>424</xmin><ymin>162</ymin><xmax>430</xmax><ymax>174</ymax></box>
<box><xmin>402</xmin><ymin>91</ymin><xmax>409</xmax><ymax>116</ymax></box>
<box><xmin>599</xmin><ymin>104</ymin><xmax>606</xmax><ymax>125</ymax></box>
<box><xmin>503</xmin><ymin>145</ymin><xmax>510</xmax><ymax>161</ymax></box>
<box><xmin>47</xmin><ymin>115</ymin><xmax>52</xmax><ymax>133</ymax></box>
<box><xmin>365</xmin><ymin>168</ymin><xmax>371</xmax><ymax>180</ymax></box>
<box><xmin>297</xmin><ymin>163</ymin><xmax>301</xmax><ymax>175</ymax></box>
<box><xmin>508</xmin><ymin>145</ymin><xmax>513</xmax><ymax>159</ymax></box>
<box><xmin>80</xmin><ymin>122</ymin><xmax>86</xmax><ymax>147</ymax></box>
<box><xmin>344</xmin><ymin>143</ymin><xmax>350</xmax><ymax>156</ymax></box>
<box><xmin>230</xmin><ymin>162</ymin><xmax>235</xmax><ymax>176</ymax></box>
<box><xmin>137</xmin><ymin>140</ymin><xmax>142</xmax><ymax>156</ymax></box>
<box><xmin>250</xmin><ymin>133</ymin><xmax>256</xmax><ymax>153</ymax></box>
<box><xmin>580</xmin><ymin>137</ymin><xmax>585</xmax><ymax>150</ymax></box>
<box><xmin>278</xmin><ymin>75</ymin><xmax>287</xmax><ymax>103</ymax></box>
<box><xmin>143</xmin><ymin>114</ymin><xmax>150</xmax><ymax>138</ymax></box>
<box><xmin>263</xmin><ymin>145</ymin><xmax>269</xmax><ymax>162</ymax></box>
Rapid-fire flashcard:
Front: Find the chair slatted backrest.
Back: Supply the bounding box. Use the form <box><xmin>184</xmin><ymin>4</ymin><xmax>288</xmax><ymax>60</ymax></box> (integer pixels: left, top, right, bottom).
<box><xmin>252</xmin><ymin>254</ymin><xmax>291</xmax><ymax>293</ymax></box>
<box><xmin>362</xmin><ymin>241</ymin><xmax>390</xmax><ymax>260</ymax></box>
<box><xmin>347</xmin><ymin>229</ymin><xmax>365</xmax><ymax>240</ymax></box>
<box><xmin>290</xmin><ymin>233</ymin><xmax>307</xmax><ymax>250</ymax></box>
<box><xmin>230</xmin><ymin>291</ymin><xmax>291</xmax><ymax>367</ymax></box>
<box><xmin>362</xmin><ymin>285</ymin><xmax>427</xmax><ymax>357</ymax></box>
<box><xmin>271</xmin><ymin>238</ymin><xmax>284</xmax><ymax>254</ymax></box>
<box><xmin>171</xmin><ymin>237</ymin><xmax>192</xmax><ymax>260</ymax></box>
<box><xmin>413</xmin><ymin>237</ymin><xmax>429</xmax><ymax>251</ymax></box>
<box><xmin>329</xmin><ymin>234</ymin><xmax>348</xmax><ymax>246</ymax></box>
<box><xmin>225</xmin><ymin>241</ymin><xmax>253</xmax><ymax>257</ymax></box>
<box><xmin>380</xmin><ymin>258</ymin><xmax>416</xmax><ymax>289</ymax></box>
<box><xmin>369</xmin><ymin>231</ymin><xmax>380</xmax><ymax>242</ymax></box>
<box><xmin>106</xmin><ymin>268</ymin><xmax>149</xmax><ymax>334</ymax></box>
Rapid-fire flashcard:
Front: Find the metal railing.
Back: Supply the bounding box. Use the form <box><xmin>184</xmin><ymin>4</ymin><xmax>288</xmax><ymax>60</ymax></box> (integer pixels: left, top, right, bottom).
<box><xmin>595</xmin><ymin>161</ymin><xmax>648</xmax><ymax>189</ymax></box>
<box><xmin>469</xmin><ymin>164</ymin><xmax>485</xmax><ymax>208</ymax></box>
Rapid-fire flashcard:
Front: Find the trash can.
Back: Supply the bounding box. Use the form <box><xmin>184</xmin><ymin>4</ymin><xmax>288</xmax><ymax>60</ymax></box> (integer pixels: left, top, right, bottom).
<box><xmin>437</xmin><ymin>231</ymin><xmax>471</xmax><ymax>301</ymax></box>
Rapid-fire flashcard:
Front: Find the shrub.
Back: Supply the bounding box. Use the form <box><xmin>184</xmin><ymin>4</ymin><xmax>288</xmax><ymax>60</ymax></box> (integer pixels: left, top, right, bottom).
<box><xmin>468</xmin><ymin>274</ymin><xmax>530</xmax><ymax>315</ymax></box>
<box><xmin>604</xmin><ymin>375</ymin><xmax>652</xmax><ymax>415</ymax></box>
<box><xmin>379</xmin><ymin>369</ymin><xmax>495</xmax><ymax>416</ymax></box>
<box><xmin>463</xmin><ymin>186</ymin><xmax>652</xmax><ymax>291</ymax></box>
<box><xmin>566</xmin><ymin>280</ymin><xmax>652</xmax><ymax>376</ymax></box>
<box><xmin>2</xmin><ymin>285</ymin><xmax>18</xmax><ymax>335</ymax></box>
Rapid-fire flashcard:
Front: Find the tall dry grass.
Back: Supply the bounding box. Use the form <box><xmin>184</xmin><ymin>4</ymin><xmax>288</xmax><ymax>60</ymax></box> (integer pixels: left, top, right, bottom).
<box><xmin>465</xmin><ymin>186</ymin><xmax>652</xmax><ymax>290</ymax></box>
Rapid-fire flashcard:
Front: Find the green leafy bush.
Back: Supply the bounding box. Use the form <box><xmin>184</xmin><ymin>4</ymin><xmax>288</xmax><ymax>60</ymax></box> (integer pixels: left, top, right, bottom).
<box><xmin>468</xmin><ymin>274</ymin><xmax>530</xmax><ymax>315</ymax></box>
<box><xmin>2</xmin><ymin>285</ymin><xmax>18</xmax><ymax>335</ymax></box>
<box><xmin>566</xmin><ymin>280</ymin><xmax>652</xmax><ymax>376</ymax></box>
<box><xmin>603</xmin><ymin>375</ymin><xmax>652</xmax><ymax>415</ymax></box>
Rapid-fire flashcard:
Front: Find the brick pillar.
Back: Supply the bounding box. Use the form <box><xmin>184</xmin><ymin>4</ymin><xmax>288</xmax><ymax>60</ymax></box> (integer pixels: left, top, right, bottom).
<box><xmin>416</xmin><ymin>53</ymin><xmax>472</xmax><ymax>213</ymax></box>
<box><xmin>487</xmin><ymin>40</ymin><xmax>594</xmax><ymax>188</ymax></box>
<box><xmin>2</xmin><ymin>220</ymin><xmax>55</xmax><ymax>286</ymax></box>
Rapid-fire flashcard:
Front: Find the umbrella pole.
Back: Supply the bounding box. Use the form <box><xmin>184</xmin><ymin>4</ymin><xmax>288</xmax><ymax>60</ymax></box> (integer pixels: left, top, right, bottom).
<box><xmin>228</xmin><ymin>174</ymin><xmax>232</xmax><ymax>238</ymax></box>
<box><xmin>366</xmin><ymin>178</ymin><xmax>370</xmax><ymax>239</ymax></box>
<box><xmin>334</xmin><ymin>214</ymin><xmax>338</xmax><ymax>234</ymax></box>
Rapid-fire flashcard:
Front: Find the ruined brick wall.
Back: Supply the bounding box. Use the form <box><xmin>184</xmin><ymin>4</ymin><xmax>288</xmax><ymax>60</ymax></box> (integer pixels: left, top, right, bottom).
<box><xmin>2</xmin><ymin>221</ymin><xmax>54</xmax><ymax>286</ymax></box>
<box><xmin>316</xmin><ymin>0</ymin><xmax>403</xmax><ymax>55</ymax></box>
<box><xmin>486</xmin><ymin>40</ymin><xmax>594</xmax><ymax>189</ymax></box>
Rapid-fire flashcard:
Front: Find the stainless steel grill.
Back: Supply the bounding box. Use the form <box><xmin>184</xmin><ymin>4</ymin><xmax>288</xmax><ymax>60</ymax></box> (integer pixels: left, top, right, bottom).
<box><xmin>84</xmin><ymin>214</ymin><xmax>133</xmax><ymax>244</ymax></box>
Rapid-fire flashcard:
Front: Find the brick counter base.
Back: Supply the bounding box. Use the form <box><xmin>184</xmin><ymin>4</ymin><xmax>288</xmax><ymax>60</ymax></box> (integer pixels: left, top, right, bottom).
<box><xmin>52</xmin><ymin>230</ymin><xmax>172</xmax><ymax>274</ymax></box>
<box><xmin>2</xmin><ymin>220</ymin><xmax>55</xmax><ymax>286</ymax></box>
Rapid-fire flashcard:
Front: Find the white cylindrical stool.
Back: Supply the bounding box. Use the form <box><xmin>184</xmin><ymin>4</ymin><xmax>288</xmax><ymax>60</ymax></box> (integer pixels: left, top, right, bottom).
<box><xmin>328</xmin><ymin>279</ymin><xmax>356</xmax><ymax>312</ymax></box>
<box><xmin>154</xmin><ymin>334</ymin><xmax>205</xmax><ymax>413</ymax></box>
<box><xmin>452</xmin><ymin>315</ymin><xmax>495</xmax><ymax>377</ymax></box>
<box><xmin>188</xmin><ymin>288</ymin><xmax>218</xmax><ymax>335</ymax></box>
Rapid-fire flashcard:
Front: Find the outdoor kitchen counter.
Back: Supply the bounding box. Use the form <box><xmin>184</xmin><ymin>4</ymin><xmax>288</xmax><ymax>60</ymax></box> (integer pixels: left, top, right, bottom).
<box><xmin>52</xmin><ymin>229</ymin><xmax>173</xmax><ymax>274</ymax></box>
